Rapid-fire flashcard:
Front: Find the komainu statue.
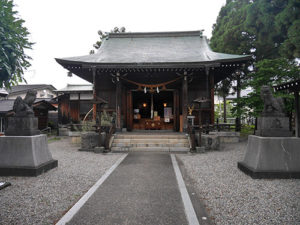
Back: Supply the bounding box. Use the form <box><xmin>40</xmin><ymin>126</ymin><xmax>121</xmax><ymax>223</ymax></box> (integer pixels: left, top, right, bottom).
<box><xmin>260</xmin><ymin>85</ymin><xmax>285</xmax><ymax>117</ymax></box>
<box><xmin>13</xmin><ymin>90</ymin><xmax>37</xmax><ymax>117</ymax></box>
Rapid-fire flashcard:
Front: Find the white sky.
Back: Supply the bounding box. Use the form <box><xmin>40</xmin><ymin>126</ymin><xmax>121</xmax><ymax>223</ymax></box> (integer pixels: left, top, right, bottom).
<box><xmin>14</xmin><ymin>0</ymin><xmax>226</xmax><ymax>89</ymax></box>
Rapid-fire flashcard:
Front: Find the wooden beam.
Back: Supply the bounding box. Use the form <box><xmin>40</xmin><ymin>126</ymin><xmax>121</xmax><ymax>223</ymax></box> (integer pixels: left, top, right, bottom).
<box><xmin>295</xmin><ymin>91</ymin><xmax>300</xmax><ymax>137</ymax></box>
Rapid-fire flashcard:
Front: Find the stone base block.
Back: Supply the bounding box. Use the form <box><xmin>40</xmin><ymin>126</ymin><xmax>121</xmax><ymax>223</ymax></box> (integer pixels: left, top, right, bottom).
<box><xmin>255</xmin><ymin>117</ymin><xmax>292</xmax><ymax>137</ymax></box>
<box><xmin>94</xmin><ymin>147</ymin><xmax>105</xmax><ymax>154</ymax></box>
<box><xmin>5</xmin><ymin>117</ymin><xmax>40</xmax><ymax>136</ymax></box>
<box><xmin>238</xmin><ymin>135</ymin><xmax>300</xmax><ymax>179</ymax></box>
<box><xmin>0</xmin><ymin>135</ymin><xmax>58</xmax><ymax>176</ymax></box>
<box><xmin>255</xmin><ymin>129</ymin><xmax>292</xmax><ymax>137</ymax></box>
<box><xmin>195</xmin><ymin>146</ymin><xmax>205</xmax><ymax>153</ymax></box>
<box><xmin>80</xmin><ymin>132</ymin><xmax>99</xmax><ymax>151</ymax></box>
<box><xmin>0</xmin><ymin>160</ymin><xmax>58</xmax><ymax>176</ymax></box>
<box><xmin>59</xmin><ymin>128</ymin><xmax>69</xmax><ymax>136</ymax></box>
<box><xmin>201</xmin><ymin>135</ymin><xmax>220</xmax><ymax>150</ymax></box>
<box><xmin>210</xmin><ymin>132</ymin><xmax>240</xmax><ymax>143</ymax></box>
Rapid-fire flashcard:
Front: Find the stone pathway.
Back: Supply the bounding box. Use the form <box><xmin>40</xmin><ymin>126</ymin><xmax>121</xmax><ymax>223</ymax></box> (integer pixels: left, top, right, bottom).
<box><xmin>57</xmin><ymin>152</ymin><xmax>209</xmax><ymax>225</ymax></box>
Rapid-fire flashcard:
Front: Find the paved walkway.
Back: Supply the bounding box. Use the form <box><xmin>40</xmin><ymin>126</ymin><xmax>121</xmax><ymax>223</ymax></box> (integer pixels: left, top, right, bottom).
<box><xmin>60</xmin><ymin>152</ymin><xmax>207</xmax><ymax>225</ymax></box>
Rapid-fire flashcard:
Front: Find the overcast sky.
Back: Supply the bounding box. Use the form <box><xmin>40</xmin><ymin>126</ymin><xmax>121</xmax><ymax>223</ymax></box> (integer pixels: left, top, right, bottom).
<box><xmin>14</xmin><ymin>0</ymin><xmax>226</xmax><ymax>89</ymax></box>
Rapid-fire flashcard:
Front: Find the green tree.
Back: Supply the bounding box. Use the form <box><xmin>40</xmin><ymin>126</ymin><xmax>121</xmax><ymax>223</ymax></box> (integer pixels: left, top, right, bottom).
<box><xmin>0</xmin><ymin>0</ymin><xmax>33</xmax><ymax>88</ymax></box>
<box><xmin>215</xmin><ymin>76</ymin><xmax>232</xmax><ymax>123</ymax></box>
<box><xmin>211</xmin><ymin>0</ymin><xmax>300</xmax><ymax>121</ymax></box>
<box><xmin>90</xmin><ymin>26</ymin><xmax>126</xmax><ymax>54</ymax></box>
<box><xmin>234</xmin><ymin>58</ymin><xmax>300</xmax><ymax>118</ymax></box>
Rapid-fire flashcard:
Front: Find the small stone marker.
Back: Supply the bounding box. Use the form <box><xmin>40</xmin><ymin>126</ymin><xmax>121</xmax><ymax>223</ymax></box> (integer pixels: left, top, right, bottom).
<box><xmin>0</xmin><ymin>181</ymin><xmax>11</xmax><ymax>190</ymax></box>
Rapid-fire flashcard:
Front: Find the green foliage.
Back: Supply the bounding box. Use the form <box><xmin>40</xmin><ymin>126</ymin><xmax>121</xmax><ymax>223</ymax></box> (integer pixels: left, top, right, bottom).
<box><xmin>232</xmin><ymin>58</ymin><xmax>300</xmax><ymax>117</ymax></box>
<box><xmin>0</xmin><ymin>0</ymin><xmax>33</xmax><ymax>88</ymax></box>
<box><xmin>90</xmin><ymin>26</ymin><xmax>126</xmax><ymax>54</ymax></box>
<box><xmin>214</xmin><ymin>100</ymin><xmax>234</xmax><ymax>122</ymax></box>
<box><xmin>211</xmin><ymin>0</ymin><xmax>300</xmax><ymax>60</ymax></box>
<box><xmin>211</xmin><ymin>0</ymin><xmax>300</xmax><ymax>119</ymax></box>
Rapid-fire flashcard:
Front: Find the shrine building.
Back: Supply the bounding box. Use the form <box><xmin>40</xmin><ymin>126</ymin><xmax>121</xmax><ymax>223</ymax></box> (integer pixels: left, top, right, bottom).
<box><xmin>56</xmin><ymin>31</ymin><xmax>251</xmax><ymax>132</ymax></box>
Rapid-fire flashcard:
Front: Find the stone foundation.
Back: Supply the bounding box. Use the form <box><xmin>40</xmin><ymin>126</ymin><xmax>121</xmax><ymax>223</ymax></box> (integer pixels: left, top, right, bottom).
<box><xmin>0</xmin><ymin>135</ymin><xmax>58</xmax><ymax>176</ymax></box>
<box><xmin>5</xmin><ymin>117</ymin><xmax>40</xmax><ymax>136</ymax></box>
<box><xmin>255</xmin><ymin>117</ymin><xmax>292</xmax><ymax>137</ymax></box>
<box><xmin>79</xmin><ymin>132</ymin><xmax>99</xmax><ymax>151</ymax></box>
<box><xmin>238</xmin><ymin>135</ymin><xmax>300</xmax><ymax>179</ymax></box>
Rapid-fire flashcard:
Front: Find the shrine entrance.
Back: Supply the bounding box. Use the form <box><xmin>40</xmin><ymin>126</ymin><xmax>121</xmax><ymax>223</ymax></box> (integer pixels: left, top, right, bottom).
<box><xmin>130</xmin><ymin>90</ymin><xmax>177</xmax><ymax>130</ymax></box>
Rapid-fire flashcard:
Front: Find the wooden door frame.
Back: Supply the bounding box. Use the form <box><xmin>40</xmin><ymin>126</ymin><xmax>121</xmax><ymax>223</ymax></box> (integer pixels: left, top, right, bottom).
<box><xmin>127</xmin><ymin>89</ymin><xmax>179</xmax><ymax>132</ymax></box>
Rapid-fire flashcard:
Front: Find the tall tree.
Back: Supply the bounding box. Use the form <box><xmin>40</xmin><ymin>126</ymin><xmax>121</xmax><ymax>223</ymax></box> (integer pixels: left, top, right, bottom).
<box><xmin>215</xmin><ymin>76</ymin><xmax>232</xmax><ymax>123</ymax></box>
<box><xmin>210</xmin><ymin>0</ymin><xmax>300</xmax><ymax>121</ymax></box>
<box><xmin>0</xmin><ymin>0</ymin><xmax>33</xmax><ymax>88</ymax></box>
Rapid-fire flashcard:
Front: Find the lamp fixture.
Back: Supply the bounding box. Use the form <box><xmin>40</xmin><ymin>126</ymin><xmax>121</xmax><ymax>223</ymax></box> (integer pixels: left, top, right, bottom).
<box><xmin>144</xmin><ymin>87</ymin><xmax>147</xmax><ymax>93</ymax></box>
<box><xmin>143</xmin><ymin>103</ymin><xmax>147</xmax><ymax>108</ymax></box>
<box><xmin>156</xmin><ymin>86</ymin><xmax>159</xmax><ymax>93</ymax></box>
<box><xmin>163</xmin><ymin>103</ymin><xmax>167</xmax><ymax>107</ymax></box>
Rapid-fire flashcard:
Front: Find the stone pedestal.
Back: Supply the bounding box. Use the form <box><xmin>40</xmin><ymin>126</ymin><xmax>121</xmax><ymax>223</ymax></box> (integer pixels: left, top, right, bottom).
<box><xmin>255</xmin><ymin>117</ymin><xmax>292</xmax><ymax>137</ymax></box>
<box><xmin>0</xmin><ymin>135</ymin><xmax>58</xmax><ymax>176</ymax></box>
<box><xmin>79</xmin><ymin>132</ymin><xmax>99</xmax><ymax>151</ymax></box>
<box><xmin>238</xmin><ymin>135</ymin><xmax>300</xmax><ymax>179</ymax></box>
<box><xmin>5</xmin><ymin>117</ymin><xmax>40</xmax><ymax>136</ymax></box>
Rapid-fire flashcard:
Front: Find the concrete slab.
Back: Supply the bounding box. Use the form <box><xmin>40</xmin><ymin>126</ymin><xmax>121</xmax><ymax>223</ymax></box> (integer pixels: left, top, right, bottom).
<box><xmin>64</xmin><ymin>153</ymin><xmax>196</xmax><ymax>225</ymax></box>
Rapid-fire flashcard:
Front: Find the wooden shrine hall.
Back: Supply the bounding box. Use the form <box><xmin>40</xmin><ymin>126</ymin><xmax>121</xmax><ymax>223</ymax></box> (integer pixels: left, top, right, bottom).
<box><xmin>56</xmin><ymin>31</ymin><xmax>251</xmax><ymax>132</ymax></box>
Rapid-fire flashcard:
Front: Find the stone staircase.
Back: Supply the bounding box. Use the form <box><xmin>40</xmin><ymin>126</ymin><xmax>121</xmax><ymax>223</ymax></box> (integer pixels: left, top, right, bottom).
<box><xmin>111</xmin><ymin>132</ymin><xmax>190</xmax><ymax>152</ymax></box>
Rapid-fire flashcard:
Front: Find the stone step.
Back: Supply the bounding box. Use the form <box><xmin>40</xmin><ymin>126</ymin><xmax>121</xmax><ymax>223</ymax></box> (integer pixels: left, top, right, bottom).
<box><xmin>113</xmin><ymin>138</ymin><xmax>189</xmax><ymax>144</ymax></box>
<box><xmin>115</xmin><ymin>134</ymin><xmax>187</xmax><ymax>139</ymax></box>
<box><xmin>111</xmin><ymin>146</ymin><xmax>189</xmax><ymax>153</ymax></box>
<box><xmin>112</xmin><ymin>143</ymin><xmax>190</xmax><ymax>148</ymax></box>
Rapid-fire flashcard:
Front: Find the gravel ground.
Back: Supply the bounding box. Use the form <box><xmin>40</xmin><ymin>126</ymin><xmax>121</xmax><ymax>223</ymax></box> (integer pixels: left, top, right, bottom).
<box><xmin>177</xmin><ymin>140</ymin><xmax>300</xmax><ymax>225</ymax></box>
<box><xmin>0</xmin><ymin>137</ymin><xmax>124</xmax><ymax>225</ymax></box>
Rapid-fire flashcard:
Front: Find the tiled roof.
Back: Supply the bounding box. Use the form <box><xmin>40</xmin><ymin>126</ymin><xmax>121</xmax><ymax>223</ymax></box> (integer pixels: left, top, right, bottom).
<box><xmin>7</xmin><ymin>84</ymin><xmax>56</xmax><ymax>94</ymax></box>
<box><xmin>56</xmin><ymin>31</ymin><xmax>251</xmax><ymax>66</ymax></box>
<box><xmin>55</xmin><ymin>84</ymin><xmax>93</xmax><ymax>93</ymax></box>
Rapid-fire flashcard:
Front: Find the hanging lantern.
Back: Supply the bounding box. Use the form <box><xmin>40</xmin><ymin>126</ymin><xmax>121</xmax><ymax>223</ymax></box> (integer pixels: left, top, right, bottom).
<box><xmin>156</xmin><ymin>86</ymin><xmax>160</xmax><ymax>93</ymax></box>
<box><xmin>144</xmin><ymin>87</ymin><xmax>147</xmax><ymax>93</ymax></box>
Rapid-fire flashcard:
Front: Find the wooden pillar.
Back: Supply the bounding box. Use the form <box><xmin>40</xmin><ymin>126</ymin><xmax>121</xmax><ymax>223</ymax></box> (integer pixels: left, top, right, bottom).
<box><xmin>126</xmin><ymin>90</ymin><xmax>133</xmax><ymax>131</ymax></box>
<box><xmin>295</xmin><ymin>91</ymin><xmax>300</xmax><ymax>137</ymax></box>
<box><xmin>210</xmin><ymin>70</ymin><xmax>215</xmax><ymax>124</ymax></box>
<box><xmin>92</xmin><ymin>67</ymin><xmax>97</xmax><ymax>121</ymax></box>
<box><xmin>235</xmin><ymin>72</ymin><xmax>241</xmax><ymax>131</ymax></box>
<box><xmin>116</xmin><ymin>72</ymin><xmax>122</xmax><ymax>131</ymax></box>
<box><xmin>173</xmin><ymin>90</ymin><xmax>179</xmax><ymax>131</ymax></box>
<box><xmin>182</xmin><ymin>71</ymin><xmax>188</xmax><ymax>131</ymax></box>
<box><xmin>78</xmin><ymin>93</ymin><xmax>80</xmax><ymax>121</ymax></box>
<box><xmin>205</xmin><ymin>67</ymin><xmax>211</xmax><ymax>124</ymax></box>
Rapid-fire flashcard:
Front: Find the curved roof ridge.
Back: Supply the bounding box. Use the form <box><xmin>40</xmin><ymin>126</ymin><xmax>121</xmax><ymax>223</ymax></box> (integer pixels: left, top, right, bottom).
<box><xmin>108</xmin><ymin>30</ymin><xmax>202</xmax><ymax>38</ymax></box>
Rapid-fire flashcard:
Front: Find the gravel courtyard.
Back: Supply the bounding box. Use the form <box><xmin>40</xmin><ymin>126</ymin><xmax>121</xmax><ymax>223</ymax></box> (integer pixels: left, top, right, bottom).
<box><xmin>177</xmin><ymin>140</ymin><xmax>300</xmax><ymax>225</ymax></box>
<box><xmin>0</xmin><ymin>137</ymin><xmax>124</xmax><ymax>225</ymax></box>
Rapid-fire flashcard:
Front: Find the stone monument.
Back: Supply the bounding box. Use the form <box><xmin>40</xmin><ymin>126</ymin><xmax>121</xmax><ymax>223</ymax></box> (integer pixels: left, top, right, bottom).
<box><xmin>238</xmin><ymin>86</ymin><xmax>300</xmax><ymax>178</ymax></box>
<box><xmin>255</xmin><ymin>85</ymin><xmax>292</xmax><ymax>137</ymax></box>
<box><xmin>0</xmin><ymin>90</ymin><xmax>58</xmax><ymax>176</ymax></box>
